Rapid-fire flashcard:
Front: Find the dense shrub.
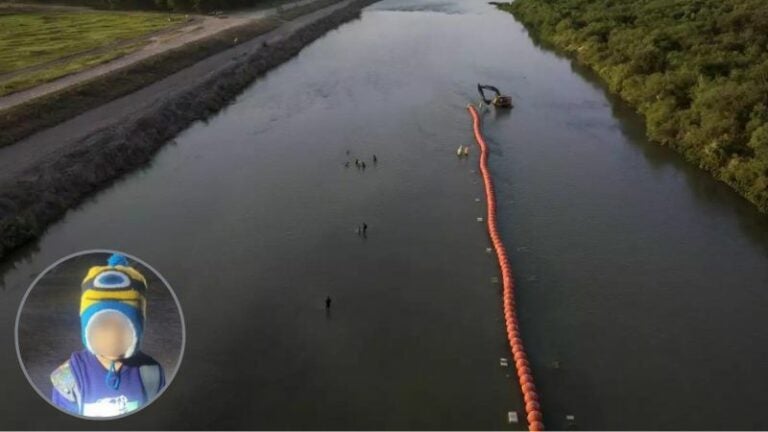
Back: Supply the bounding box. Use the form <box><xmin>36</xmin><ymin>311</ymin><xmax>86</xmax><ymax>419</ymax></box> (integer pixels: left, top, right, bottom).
<box><xmin>502</xmin><ymin>0</ymin><xmax>768</xmax><ymax>213</ymax></box>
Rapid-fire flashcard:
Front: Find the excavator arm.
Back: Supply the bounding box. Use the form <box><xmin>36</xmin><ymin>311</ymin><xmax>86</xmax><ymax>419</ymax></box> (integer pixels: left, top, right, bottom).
<box><xmin>477</xmin><ymin>84</ymin><xmax>513</xmax><ymax>108</ymax></box>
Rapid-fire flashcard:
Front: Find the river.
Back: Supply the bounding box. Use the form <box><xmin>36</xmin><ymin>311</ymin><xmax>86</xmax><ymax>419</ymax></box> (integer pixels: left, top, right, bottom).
<box><xmin>1</xmin><ymin>0</ymin><xmax>768</xmax><ymax>429</ymax></box>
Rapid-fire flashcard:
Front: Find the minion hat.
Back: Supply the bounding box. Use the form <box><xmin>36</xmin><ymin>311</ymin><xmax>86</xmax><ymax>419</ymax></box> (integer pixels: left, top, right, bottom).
<box><xmin>80</xmin><ymin>253</ymin><xmax>147</xmax><ymax>359</ymax></box>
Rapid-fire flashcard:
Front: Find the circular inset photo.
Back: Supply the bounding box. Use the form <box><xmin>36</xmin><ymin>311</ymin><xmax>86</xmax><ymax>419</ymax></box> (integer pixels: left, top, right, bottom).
<box><xmin>15</xmin><ymin>250</ymin><xmax>185</xmax><ymax>420</ymax></box>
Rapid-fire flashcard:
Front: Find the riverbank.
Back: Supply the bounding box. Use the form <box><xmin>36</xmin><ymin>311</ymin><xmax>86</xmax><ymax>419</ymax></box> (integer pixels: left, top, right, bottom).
<box><xmin>0</xmin><ymin>0</ymin><xmax>344</xmax><ymax>147</ymax></box>
<box><xmin>0</xmin><ymin>0</ymin><xmax>377</xmax><ymax>260</ymax></box>
<box><xmin>499</xmin><ymin>0</ymin><xmax>768</xmax><ymax>215</ymax></box>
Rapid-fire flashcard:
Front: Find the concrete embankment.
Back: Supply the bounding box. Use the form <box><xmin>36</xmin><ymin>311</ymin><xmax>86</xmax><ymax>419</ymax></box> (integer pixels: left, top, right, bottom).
<box><xmin>0</xmin><ymin>0</ymin><xmax>377</xmax><ymax>259</ymax></box>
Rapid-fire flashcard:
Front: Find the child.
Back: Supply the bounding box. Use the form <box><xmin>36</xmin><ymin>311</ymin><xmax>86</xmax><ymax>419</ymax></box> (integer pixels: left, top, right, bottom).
<box><xmin>50</xmin><ymin>253</ymin><xmax>165</xmax><ymax>418</ymax></box>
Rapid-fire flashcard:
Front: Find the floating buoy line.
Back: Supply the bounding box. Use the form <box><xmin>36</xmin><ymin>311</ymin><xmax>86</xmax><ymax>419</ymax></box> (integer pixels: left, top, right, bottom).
<box><xmin>466</xmin><ymin>103</ymin><xmax>544</xmax><ymax>431</ymax></box>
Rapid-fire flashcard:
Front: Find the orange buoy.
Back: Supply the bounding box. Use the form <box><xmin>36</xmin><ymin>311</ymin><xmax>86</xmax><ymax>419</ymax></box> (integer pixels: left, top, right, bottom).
<box><xmin>467</xmin><ymin>104</ymin><xmax>544</xmax><ymax>430</ymax></box>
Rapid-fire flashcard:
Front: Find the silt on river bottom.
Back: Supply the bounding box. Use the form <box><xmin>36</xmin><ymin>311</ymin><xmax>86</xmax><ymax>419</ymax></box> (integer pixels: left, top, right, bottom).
<box><xmin>1</xmin><ymin>0</ymin><xmax>768</xmax><ymax>429</ymax></box>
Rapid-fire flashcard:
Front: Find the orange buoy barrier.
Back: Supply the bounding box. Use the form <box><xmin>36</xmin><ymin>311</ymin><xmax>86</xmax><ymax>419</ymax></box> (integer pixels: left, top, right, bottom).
<box><xmin>467</xmin><ymin>104</ymin><xmax>544</xmax><ymax>431</ymax></box>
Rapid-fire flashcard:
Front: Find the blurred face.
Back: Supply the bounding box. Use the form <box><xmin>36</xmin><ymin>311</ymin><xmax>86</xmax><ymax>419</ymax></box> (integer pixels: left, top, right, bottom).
<box><xmin>88</xmin><ymin>311</ymin><xmax>133</xmax><ymax>360</ymax></box>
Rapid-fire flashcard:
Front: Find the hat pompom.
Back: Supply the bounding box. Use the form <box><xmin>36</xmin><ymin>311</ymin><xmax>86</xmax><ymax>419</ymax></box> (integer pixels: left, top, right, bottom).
<box><xmin>107</xmin><ymin>253</ymin><xmax>129</xmax><ymax>267</ymax></box>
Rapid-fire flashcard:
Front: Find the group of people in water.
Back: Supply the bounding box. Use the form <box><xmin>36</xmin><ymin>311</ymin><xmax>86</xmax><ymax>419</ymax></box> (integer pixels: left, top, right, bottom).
<box><xmin>343</xmin><ymin>150</ymin><xmax>378</xmax><ymax>169</ymax></box>
<box><xmin>326</xmin><ymin>151</ymin><xmax>379</xmax><ymax>311</ymax></box>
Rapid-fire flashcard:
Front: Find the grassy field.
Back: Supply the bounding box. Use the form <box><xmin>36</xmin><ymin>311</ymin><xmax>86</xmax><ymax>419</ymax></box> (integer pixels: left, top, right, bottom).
<box><xmin>0</xmin><ymin>7</ymin><xmax>185</xmax><ymax>95</ymax></box>
<box><xmin>0</xmin><ymin>15</ymin><xmax>282</xmax><ymax>147</ymax></box>
<box><xmin>0</xmin><ymin>42</ymin><xmax>145</xmax><ymax>95</ymax></box>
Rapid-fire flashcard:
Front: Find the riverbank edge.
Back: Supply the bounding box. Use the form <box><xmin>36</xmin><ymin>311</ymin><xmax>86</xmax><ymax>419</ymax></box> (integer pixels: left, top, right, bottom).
<box><xmin>498</xmin><ymin>3</ymin><xmax>768</xmax><ymax>215</ymax></box>
<box><xmin>0</xmin><ymin>0</ymin><xmax>343</xmax><ymax>149</ymax></box>
<box><xmin>0</xmin><ymin>0</ymin><xmax>377</xmax><ymax>260</ymax></box>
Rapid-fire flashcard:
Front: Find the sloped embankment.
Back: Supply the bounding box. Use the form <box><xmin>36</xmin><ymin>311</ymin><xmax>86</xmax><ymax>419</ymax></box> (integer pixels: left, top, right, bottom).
<box><xmin>0</xmin><ymin>0</ymin><xmax>377</xmax><ymax>260</ymax></box>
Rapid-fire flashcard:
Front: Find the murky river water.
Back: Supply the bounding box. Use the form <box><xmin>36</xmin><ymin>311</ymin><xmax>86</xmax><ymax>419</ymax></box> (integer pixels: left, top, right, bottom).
<box><xmin>1</xmin><ymin>0</ymin><xmax>768</xmax><ymax>429</ymax></box>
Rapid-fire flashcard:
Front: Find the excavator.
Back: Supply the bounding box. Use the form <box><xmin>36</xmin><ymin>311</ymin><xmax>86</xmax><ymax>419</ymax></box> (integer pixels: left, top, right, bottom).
<box><xmin>477</xmin><ymin>84</ymin><xmax>513</xmax><ymax>108</ymax></box>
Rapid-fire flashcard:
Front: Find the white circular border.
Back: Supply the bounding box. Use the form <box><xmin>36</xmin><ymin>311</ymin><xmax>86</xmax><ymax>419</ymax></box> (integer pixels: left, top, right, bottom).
<box><xmin>14</xmin><ymin>249</ymin><xmax>186</xmax><ymax>421</ymax></box>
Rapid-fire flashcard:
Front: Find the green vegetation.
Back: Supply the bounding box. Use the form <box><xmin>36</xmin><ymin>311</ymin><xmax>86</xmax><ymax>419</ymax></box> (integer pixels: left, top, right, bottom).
<box><xmin>0</xmin><ymin>8</ymin><xmax>184</xmax><ymax>94</ymax></box>
<box><xmin>0</xmin><ymin>9</ymin><xmax>183</xmax><ymax>74</ymax></box>
<box><xmin>0</xmin><ymin>43</ymin><xmax>145</xmax><ymax>96</ymax></box>
<box><xmin>501</xmin><ymin>0</ymin><xmax>768</xmax><ymax>213</ymax></box>
<box><xmin>0</xmin><ymin>16</ymin><xmax>281</xmax><ymax>147</ymax></box>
